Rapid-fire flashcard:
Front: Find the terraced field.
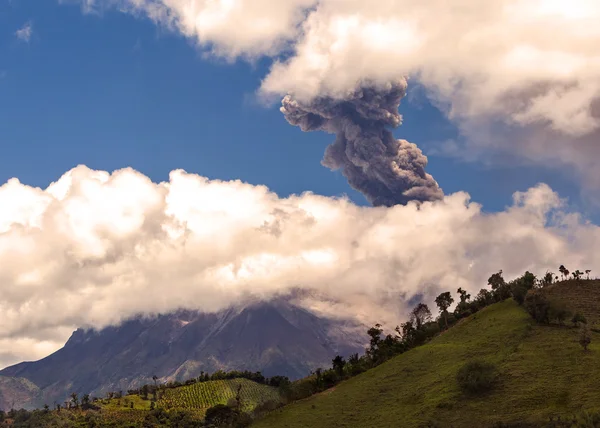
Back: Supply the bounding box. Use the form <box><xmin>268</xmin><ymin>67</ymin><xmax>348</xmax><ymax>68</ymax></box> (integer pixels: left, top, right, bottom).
<box><xmin>158</xmin><ymin>378</ymin><xmax>281</xmax><ymax>413</ymax></box>
<box><xmin>545</xmin><ymin>280</ymin><xmax>600</xmax><ymax>326</ymax></box>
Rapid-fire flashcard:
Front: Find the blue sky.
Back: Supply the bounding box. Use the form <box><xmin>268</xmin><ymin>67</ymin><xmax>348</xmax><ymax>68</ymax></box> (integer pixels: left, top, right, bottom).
<box><xmin>0</xmin><ymin>0</ymin><xmax>585</xmax><ymax>215</ymax></box>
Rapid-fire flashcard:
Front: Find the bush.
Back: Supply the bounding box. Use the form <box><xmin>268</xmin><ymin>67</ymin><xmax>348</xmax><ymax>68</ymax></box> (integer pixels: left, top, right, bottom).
<box><xmin>510</xmin><ymin>283</ymin><xmax>528</xmax><ymax>305</ymax></box>
<box><xmin>579</xmin><ymin>324</ymin><xmax>592</xmax><ymax>351</ymax></box>
<box><xmin>572</xmin><ymin>312</ymin><xmax>587</xmax><ymax>326</ymax></box>
<box><xmin>547</xmin><ymin>299</ymin><xmax>571</xmax><ymax>325</ymax></box>
<box><xmin>524</xmin><ymin>290</ymin><xmax>550</xmax><ymax>323</ymax></box>
<box><xmin>204</xmin><ymin>404</ymin><xmax>239</xmax><ymax>427</ymax></box>
<box><xmin>456</xmin><ymin>360</ymin><xmax>498</xmax><ymax>394</ymax></box>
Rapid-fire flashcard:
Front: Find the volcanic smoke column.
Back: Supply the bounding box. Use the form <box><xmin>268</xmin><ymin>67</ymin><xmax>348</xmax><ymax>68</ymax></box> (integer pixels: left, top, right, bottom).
<box><xmin>280</xmin><ymin>79</ymin><xmax>443</xmax><ymax>207</ymax></box>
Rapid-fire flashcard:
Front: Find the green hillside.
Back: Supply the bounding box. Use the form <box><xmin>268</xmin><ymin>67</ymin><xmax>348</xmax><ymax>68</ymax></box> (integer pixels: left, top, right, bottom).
<box><xmin>256</xmin><ymin>299</ymin><xmax>600</xmax><ymax>428</ymax></box>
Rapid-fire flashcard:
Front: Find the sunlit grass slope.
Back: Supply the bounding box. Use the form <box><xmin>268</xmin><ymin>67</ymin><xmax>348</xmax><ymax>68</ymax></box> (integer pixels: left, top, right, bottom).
<box><xmin>255</xmin><ymin>299</ymin><xmax>600</xmax><ymax>428</ymax></box>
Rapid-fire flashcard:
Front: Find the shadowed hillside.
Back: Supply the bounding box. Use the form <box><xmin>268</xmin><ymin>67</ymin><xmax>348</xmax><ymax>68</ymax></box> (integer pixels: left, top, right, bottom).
<box><xmin>545</xmin><ymin>280</ymin><xmax>600</xmax><ymax>325</ymax></box>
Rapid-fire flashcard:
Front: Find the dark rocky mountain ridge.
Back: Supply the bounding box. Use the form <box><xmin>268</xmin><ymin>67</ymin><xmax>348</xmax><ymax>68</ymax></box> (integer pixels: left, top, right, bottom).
<box><xmin>0</xmin><ymin>299</ymin><xmax>366</xmax><ymax>410</ymax></box>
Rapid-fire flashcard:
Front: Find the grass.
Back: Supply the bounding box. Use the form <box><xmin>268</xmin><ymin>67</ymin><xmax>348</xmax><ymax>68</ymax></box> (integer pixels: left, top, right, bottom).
<box><xmin>254</xmin><ymin>299</ymin><xmax>600</xmax><ymax>428</ymax></box>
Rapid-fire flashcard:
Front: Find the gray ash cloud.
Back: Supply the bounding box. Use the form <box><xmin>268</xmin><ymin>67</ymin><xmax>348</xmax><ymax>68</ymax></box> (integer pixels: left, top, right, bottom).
<box><xmin>280</xmin><ymin>80</ymin><xmax>443</xmax><ymax>206</ymax></box>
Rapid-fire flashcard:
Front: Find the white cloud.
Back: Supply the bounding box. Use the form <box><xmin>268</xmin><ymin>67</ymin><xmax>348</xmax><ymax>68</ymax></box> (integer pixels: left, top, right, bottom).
<box><xmin>1</xmin><ymin>165</ymin><xmax>599</xmax><ymax>368</ymax></box>
<box><xmin>76</xmin><ymin>0</ymin><xmax>316</xmax><ymax>59</ymax></box>
<box><xmin>260</xmin><ymin>0</ymin><xmax>600</xmax><ymax>137</ymax></box>
<box><xmin>15</xmin><ymin>22</ymin><xmax>32</xmax><ymax>43</ymax></box>
<box><xmin>75</xmin><ymin>1</ymin><xmax>600</xmax><ymax>135</ymax></box>
<box><xmin>66</xmin><ymin>0</ymin><xmax>600</xmax><ymax>191</ymax></box>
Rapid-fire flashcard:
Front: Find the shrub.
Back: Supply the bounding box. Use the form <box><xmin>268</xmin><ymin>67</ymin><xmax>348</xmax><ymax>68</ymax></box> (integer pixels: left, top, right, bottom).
<box><xmin>204</xmin><ymin>404</ymin><xmax>238</xmax><ymax>427</ymax></box>
<box><xmin>524</xmin><ymin>290</ymin><xmax>550</xmax><ymax>323</ymax></box>
<box><xmin>456</xmin><ymin>360</ymin><xmax>498</xmax><ymax>394</ymax></box>
<box><xmin>572</xmin><ymin>312</ymin><xmax>587</xmax><ymax>327</ymax></box>
<box><xmin>579</xmin><ymin>324</ymin><xmax>592</xmax><ymax>351</ymax></box>
<box><xmin>547</xmin><ymin>299</ymin><xmax>571</xmax><ymax>325</ymax></box>
<box><xmin>510</xmin><ymin>283</ymin><xmax>528</xmax><ymax>305</ymax></box>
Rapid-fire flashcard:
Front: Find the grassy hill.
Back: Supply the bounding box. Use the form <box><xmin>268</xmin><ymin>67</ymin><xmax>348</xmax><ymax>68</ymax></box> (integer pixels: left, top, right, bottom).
<box><xmin>255</xmin><ymin>298</ymin><xmax>600</xmax><ymax>428</ymax></box>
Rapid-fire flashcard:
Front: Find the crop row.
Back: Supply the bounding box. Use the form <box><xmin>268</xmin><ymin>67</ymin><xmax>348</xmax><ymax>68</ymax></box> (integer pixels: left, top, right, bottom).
<box><xmin>157</xmin><ymin>378</ymin><xmax>280</xmax><ymax>411</ymax></box>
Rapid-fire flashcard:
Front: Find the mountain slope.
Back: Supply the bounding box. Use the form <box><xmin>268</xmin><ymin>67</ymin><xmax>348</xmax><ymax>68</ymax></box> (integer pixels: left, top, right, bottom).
<box><xmin>0</xmin><ymin>300</ymin><xmax>365</xmax><ymax>410</ymax></box>
<box><xmin>256</xmin><ymin>299</ymin><xmax>600</xmax><ymax>428</ymax></box>
<box><xmin>0</xmin><ymin>377</ymin><xmax>41</xmax><ymax>411</ymax></box>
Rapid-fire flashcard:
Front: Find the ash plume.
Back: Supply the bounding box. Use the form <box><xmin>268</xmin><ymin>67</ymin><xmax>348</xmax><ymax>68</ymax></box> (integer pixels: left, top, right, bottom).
<box><xmin>280</xmin><ymin>79</ymin><xmax>443</xmax><ymax>206</ymax></box>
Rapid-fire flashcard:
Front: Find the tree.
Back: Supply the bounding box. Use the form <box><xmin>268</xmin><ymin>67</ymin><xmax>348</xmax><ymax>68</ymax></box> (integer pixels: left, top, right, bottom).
<box><xmin>234</xmin><ymin>383</ymin><xmax>243</xmax><ymax>410</ymax></box>
<box><xmin>152</xmin><ymin>375</ymin><xmax>158</xmax><ymax>387</ymax></box>
<box><xmin>488</xmin><ymin>270</ymin><xmax>506</xmax><ymax>290</ymax></box>
<box><xmin>586</xmin><ymin>269</ymin><xmax>592</xmax><ymax>280</ymax></box>
<box><xmin>410</xmin><ymin>303</ymin><xmax>432</xmax><ymax>330</ymax></box>
<box><xmin>70</xmin><ymin>393</ymin><xmax>79</xmax><ymax>409</ymax></box>
<box><xmin>521</xmin><ymin>271</ymin><xmax>536</xmax><ymax>289</ymax></box>
<box><xmin>332</xmin><ymin>355</ymin><xmax>346</xmax><ymax>378</ymax></box>
<box><xmin>541</xmin><ymin>271</ymin><xmax>554</xmax><ymax>287</ymax></box>
<box><xmin>579</xmin><ymin>324</ymin><xmax>592</xmax><ymax>351</ymax></box>
<box><xmin>435</xmin><ymin>292</ymin><xmax>454</xmax><ymax>329</ymax></box>
<box><xmin>475</xmin><ymin>289</ymin><xmax>493</xmax><ymax>308</ymax></box>
<box><xmin>524</xmin><ymin>290</ymin><xmax>550</xmax><ymax>324</ymax></box>
<box><xmin>488</xmin><ymin>270</ymin><xmax>511</xmax><ymax>301</ymax></box>
<box><xmin>399</xmin><ymin>320</ymin><xmax>417</xmax><ymax>347</ymax></box>
<box><xmin>455</xmin><ymin>288</ymin><xmax>472</xmax><ymax>317</ymax></box>
<box><xmin>366</xmin><ymin>324</ymin><xmax>383</xmax><ymax>361</ymax></box>
<box><xmin>559</xmin><ymin>265</ymin><xmax>567</xmax><ymax>281</ymax></box>
<box><xmin>205</xmin><ymin>404</ymin><xmax>241</xmax><ymax>427</ymax></box>
<box><xmin>140</xmin><ymin>384</ymin><xmax>149</xmax><ymax>400</ymax></box>
<box><xmin>457</xmin><ymin>288</ymin><xmax>471</xmax><ymax>303</ymax></box>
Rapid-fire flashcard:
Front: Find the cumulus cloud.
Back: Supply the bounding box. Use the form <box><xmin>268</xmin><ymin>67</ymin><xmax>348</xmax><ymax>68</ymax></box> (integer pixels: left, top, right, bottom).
<box><xmin>69</xmin><ymin>0</ymin><xmax>600</xmax><ymax>187</ymax></box>
<box><xmin>1</xmin><ymin>165</ymin><xmax>599</xmax><ymax>368</ymax></box>
<box><xmin>15</xmin><ymin>22</ymin><xmax>32</xmax><ymax>43</ymax></box>
<box><xmin>76</xmin><ymin>1</ymin><xmax>600</xmax><ymax>134</ymax></box>
<box><xmin>261</xmin><ymin>0</ymin><xmax>600</xmax><ymax>134</ymax></box>
<box><xmin>75</xmin><ymin>0</ymin><xmax>316</xmax><ymax>58</ymax></box>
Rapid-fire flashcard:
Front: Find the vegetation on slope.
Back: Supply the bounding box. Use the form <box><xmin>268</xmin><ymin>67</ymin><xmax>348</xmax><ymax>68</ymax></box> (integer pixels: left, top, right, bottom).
<box><xmin>256</xmin><ymin>298</ymin><xmax>600</xmax><ymax>428</ymax></box>
<box><xmin>158</xmin><ymin>378</ymin><xmax>280</xmax><ymax>412</ymax></box>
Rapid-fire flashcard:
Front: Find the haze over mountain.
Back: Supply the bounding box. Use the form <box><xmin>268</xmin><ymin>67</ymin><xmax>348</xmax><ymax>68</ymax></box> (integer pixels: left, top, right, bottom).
<box><xmin>0</xmin><ymin>298</ymin><xmax>365</xmax><ymax>410</ymax></box>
